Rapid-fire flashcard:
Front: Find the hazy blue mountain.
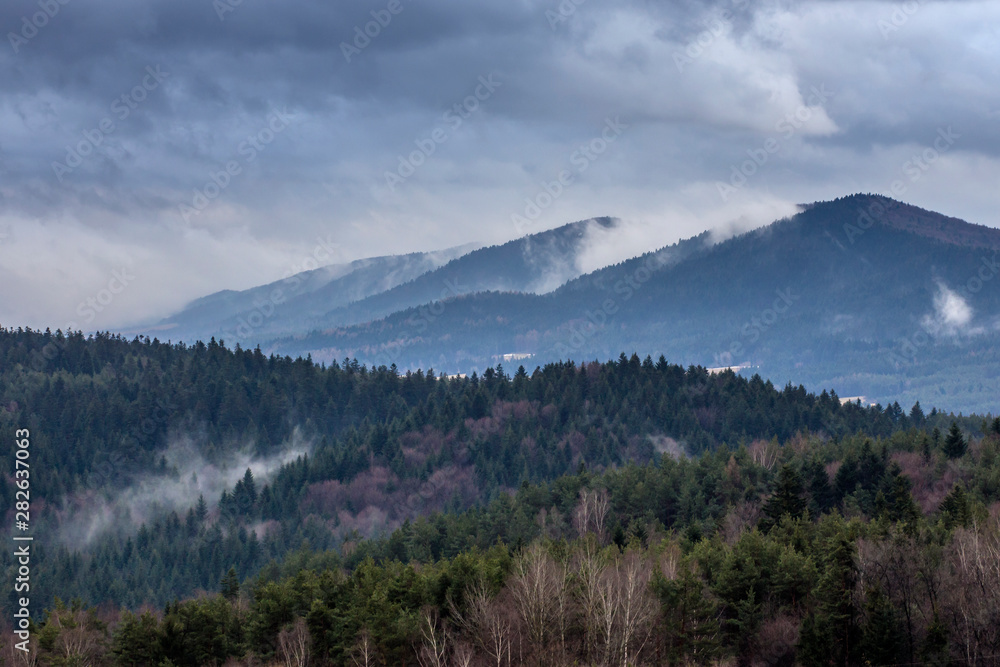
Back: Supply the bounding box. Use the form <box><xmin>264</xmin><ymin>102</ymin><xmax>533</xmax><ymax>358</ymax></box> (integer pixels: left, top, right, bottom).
<box><xmin>268</xmin><ymin>195</ymin><xmax>1000</xmax><ymax>413</ymax></box>
<box><xmin>148</xmin><ymin>243</ymin><xmax>481</xmax><ymax>345</ymax></box>
<box><xmin>153</xmin><ymin>217</ymin><xmax>629</xmax><ymax>347</ymax></box>
<box><xmin>305</xmin><ymin>216</ymin><xmax>627</xmax><ymax>331</ymax></box>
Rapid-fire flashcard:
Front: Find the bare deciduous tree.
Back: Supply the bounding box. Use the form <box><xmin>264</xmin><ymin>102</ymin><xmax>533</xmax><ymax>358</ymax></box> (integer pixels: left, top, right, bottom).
<box><xmin>508</xmin><ymin>543</ymin><xmax>572</xmax><ymax>663</ymax></box>
<box><xmin>416</xmin><ymin>607</ymin><xmax>449</xmax><ymax>667</ymax></box>
<box><xmin>350</xmin><ymin>629</ymin><xmax>381</xmax><ymax>667</ymax></box>
<box><xmin>941</xmin><ymin>517</ymin><xmax>1000</xmax><ymax>665</ymax></box>
<box><xmin>573</xmin><ymin>488</ymin><xmax>610</xmax><ymax>540</ymax></box>
<box><xmin>277</xmin><ymin>617</ymin><xmax>310</xmax><ymax>667</ymax></box>
<box><xmin>748</xmin><ymin>439</ymin><xmax>780</xmax><ymax>471</ymax></box>
<box><xmin>451</xmin><ymin>579</ymin><xmax>513</xmax><ymax>667</ymax></box>
<box><xmin>1</xmin><ymin>634</ymin><xmax>39</xmax><ymax>667</ymax></box>
<box><xmin>614</xmin><ymin>550</ymin><xmax>655</xmax><ymax>667</ymax></box>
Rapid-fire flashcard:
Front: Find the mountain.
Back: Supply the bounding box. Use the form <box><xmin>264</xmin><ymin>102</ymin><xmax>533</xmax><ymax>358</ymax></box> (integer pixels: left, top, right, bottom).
<box><xmin>302</xmin><ymin>216</ymin><xmax>645</xmax><ymax>332</ymax></box>
<box><xmin>148</xmin><ymin>243</ymin><xmax>481</xmax><ymax>344</ymax></box>
<box><xmin>267</xmin><ymin>195</ymin><xmax>1000</xmax><ymax>413</ymax></box>
<box><xmin>152</xmin><ymin>217</ymin><xmax>626</xmax><ymax>347</ymax></box>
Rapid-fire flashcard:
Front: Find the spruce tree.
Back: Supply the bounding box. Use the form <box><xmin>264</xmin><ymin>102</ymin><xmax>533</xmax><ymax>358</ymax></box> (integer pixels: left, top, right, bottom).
<box><xmin>761</xmin><ymin>464</ymin><xmax>808</xmax><ymax>530</ymax></box>
<box><xmin>220</xmin><ymin>566</ymin><xmax>239</xmax><ymax>601</ymax></box>
<box><xmin>943</xmin><ymin>421</ymin><xmax>966</xmax><ymax>459</ymax></box>
<box><xmin>939</xmin><ymin>485</ymin><xmax>972</xmax><ymax>529</ymax></box>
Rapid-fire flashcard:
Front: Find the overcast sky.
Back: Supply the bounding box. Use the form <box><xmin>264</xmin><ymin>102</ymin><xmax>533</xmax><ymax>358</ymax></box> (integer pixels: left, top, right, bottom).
<box><xmin>0</xmin><ymin>0</ymin><xmax>997</xmax><ymax>330</ymax></box>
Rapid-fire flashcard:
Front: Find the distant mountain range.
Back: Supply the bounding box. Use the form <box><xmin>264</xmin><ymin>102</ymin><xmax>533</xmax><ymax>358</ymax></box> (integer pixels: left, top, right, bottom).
<box><xmin>151</xmin><ymin>195</ymin><xmax>1000</xmax><ymax>414</ymax></box>
<box><xmin>151</xmin><ymin>217</ymin><xmax>620</xmax><ymax>344</ymax></box>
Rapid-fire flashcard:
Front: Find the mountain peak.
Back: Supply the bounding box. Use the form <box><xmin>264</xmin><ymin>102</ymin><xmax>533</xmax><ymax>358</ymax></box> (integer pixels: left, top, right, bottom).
<box><xmin>805</xmin><ymin>194</ymin><xmax>1000</xmax><ymax>250</ymax></box>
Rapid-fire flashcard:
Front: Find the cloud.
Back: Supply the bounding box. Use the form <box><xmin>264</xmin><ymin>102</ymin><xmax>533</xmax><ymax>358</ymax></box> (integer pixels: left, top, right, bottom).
<box><xmin>922</xmin><ymin>280</ymin><xmax>975</xmax><ymax>336</ymax></box>
<box><xmin>0</xmin><ymin>0</ymin><xmax>998</xmax><ymax>328</ymax></box>
<box><xmin>56</xmin><ymin>428</ymin><xmax>313</xmax><ymax>547</ymax></box>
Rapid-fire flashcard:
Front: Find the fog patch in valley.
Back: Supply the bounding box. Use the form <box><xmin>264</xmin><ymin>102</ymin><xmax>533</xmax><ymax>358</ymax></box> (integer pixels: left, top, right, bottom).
<box><xmin>57</xmin><ymin>429</ymin><xmax>313</xmax><ymax>548</ymax></box>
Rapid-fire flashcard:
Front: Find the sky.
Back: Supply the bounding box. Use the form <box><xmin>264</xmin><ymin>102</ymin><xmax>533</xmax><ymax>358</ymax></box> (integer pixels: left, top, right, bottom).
<box><xmin>0</xmin><ymin>0</ymin><xmax>998</xmax><ymax>331</ymax></box>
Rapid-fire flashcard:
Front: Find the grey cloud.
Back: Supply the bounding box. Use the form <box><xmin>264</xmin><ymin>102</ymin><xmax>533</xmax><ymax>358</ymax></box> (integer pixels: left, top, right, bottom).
<box><xmin>0</xmin><ymin>0</ymin><xmax>997</xmax><ymax>329</ymax></box>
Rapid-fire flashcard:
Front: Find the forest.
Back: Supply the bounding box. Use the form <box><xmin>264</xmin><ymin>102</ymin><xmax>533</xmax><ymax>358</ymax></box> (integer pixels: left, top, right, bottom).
<box><xmin>1</xmin><ymin>326</ymin><xmax>999</xmax><ymax>665</ymax></box>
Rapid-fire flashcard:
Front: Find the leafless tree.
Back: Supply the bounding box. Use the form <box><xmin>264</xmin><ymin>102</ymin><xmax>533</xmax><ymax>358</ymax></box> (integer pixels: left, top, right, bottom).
<box><xmin>573</xmin><ymin>488</ymin><xmax>610</xmax><ymax>540</ymax></box>
<box><xmin>941</xmin><ymin>518</ymin><xmax>1000</xmax><ymax>665</ymax></box>
<box><xmin>451</xmin><ymin>641</ymin><xmax>474</xmax><ymax>667</ymax></box>
<box><xmin>574</xmin><ymin>535</ymin><xmax>607</xmax><ymax>661</ymax></box>
<box><xmin>748</xmin><ymin>439</ymin><xmax>780</xmax><ymax>471</ymax></box>
<box><xmin>451</xmin><ymin>579</ymin><xmax>513</xmax><ymax>667</ymax></box>
<box><xmin>277</xmin><ymin>617</ymin><xmax>310</xmax><ymax>667</ymax></box>
<box><xmin>41</xmin><ymin>609</ymin><xmax>106</xmax><ymax>667</ymax></box>
<box><xmin>350</xmin><ymin>629</ymin><xmax>381</xmax><ymax>667</ymax></box>
<box><xmin>508</xmin><ymin>543</ymin><xmax>572</xmax><ymax>663</ymax></box>
<box><xmin>1</xmin><ymin>634</ymin><xmax>38</xmax><ymax>667</ymax></box>
<box><xmin>576</xmin><ymin>545</ymin><xmax>656</xmax><ymax>667</ymax></box>
<box><xmin>614</xmin><ymin>550</ymin><xmax>655</xmax><ymax>667</ymax></box>
<box><xmin>416</xmin><ymin>607</ymin><xmax>449</xmax><ymax>667</ymax></box>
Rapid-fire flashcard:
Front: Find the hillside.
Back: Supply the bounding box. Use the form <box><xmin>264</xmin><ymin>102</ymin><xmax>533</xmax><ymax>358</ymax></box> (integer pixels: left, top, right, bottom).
<box><xmin>0</xmin><ymin>326</ymin><xmax>949</xmax><ymax>611</ymax></box>
<box><xmin>268</xmin><ymin>195</ymin><xmax>1000</xmax><ymax>413</ymax></box>
<box><xmin>152</xmin><ymin>217</ymin><xmax>628</xmax><ymax>349</ymax></box>
<box><xmin>3</xmin><ymin>330</ymin><xmax>1000</xmax><ymax>666</ymax></box>
<box><xmin>148</xmin><ymin>243</ymin><xmax>480</xmax><ymax>345</ymax></box>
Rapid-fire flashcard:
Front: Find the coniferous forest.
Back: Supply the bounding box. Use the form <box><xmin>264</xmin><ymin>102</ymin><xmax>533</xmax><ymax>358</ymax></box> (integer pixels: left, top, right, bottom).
<box><xmin>2</xmin><ymin>327</ymin><xmax>1000</xmax><ymax>665</ymax></box>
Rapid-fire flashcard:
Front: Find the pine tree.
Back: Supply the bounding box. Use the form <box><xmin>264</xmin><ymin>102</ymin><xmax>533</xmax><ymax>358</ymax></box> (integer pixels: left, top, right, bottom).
<box><xmin>195</xmin><ymin>494</ymin><xmax>208</xmax><ymax>523</ymax></box>
<box><xmin>860</xmin><ymin>587</ymin><xmax>904</xmax><ymax>665</ymax></box>
<box><xmin>761</xmin><ymin>464</ymin><xmax>808</xmax><ymax>531</ymax></box>
<box><xmin>805</xmin><ymin>458</ymin><xmax>835</xmax><ymax>515</ymax></box>
<box><xmin>939</xmin><ymin>485</ymin><xmax>972</xmax><ymax>529</ymax></box>
<box><xmin>220</xmin><ymin>566</ymin><xmax>240</xmax><ymax>601</ymax></box>
<box><xmin>942</xmin><ymin>421</ymin><xmax>966</xmax><ymax>459</ymax></box>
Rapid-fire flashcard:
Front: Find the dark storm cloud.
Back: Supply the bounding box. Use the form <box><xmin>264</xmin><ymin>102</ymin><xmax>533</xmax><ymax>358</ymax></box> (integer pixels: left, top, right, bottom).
<box><xmin>0</xmin><ymin>0</ymin><xmax>997</xmax><ymax>329</ymax></box>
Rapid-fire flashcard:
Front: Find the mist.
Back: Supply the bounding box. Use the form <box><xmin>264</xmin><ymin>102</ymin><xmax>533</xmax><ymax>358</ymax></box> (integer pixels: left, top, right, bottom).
<box><xmin>57</xmin><ymin>429</ymin><xmax>313</xmax><ymax>548</ymax></box>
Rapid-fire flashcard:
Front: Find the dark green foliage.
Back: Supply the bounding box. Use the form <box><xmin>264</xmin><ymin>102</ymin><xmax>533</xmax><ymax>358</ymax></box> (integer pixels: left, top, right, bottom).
<box><xmin>761</xmin><ymin>464</ymin><xmax>808</xmax><ymax>530</ymax></box>
<box><xmin>0</xmin><ymin>327</ymin><xmax>937</xmax><ymax>611</ymax></box>
<box><xmin>943</xmin><ymin>421</ymin><xmax>967</xmax><ymax>459</ymax></box>
<box><xmin>113</xmin><ymin>611</ymin><xmax>165</xmax><ymax>666</ymax></box>
<box><xmin>220</xmin><ymin>566</ymin><xmax>240</xmax><ymax>601</ymax></box>
<box><xmin>939</xmin><ymin>485</ymin><xmax>972</xmax><ymax>529</ymax></box>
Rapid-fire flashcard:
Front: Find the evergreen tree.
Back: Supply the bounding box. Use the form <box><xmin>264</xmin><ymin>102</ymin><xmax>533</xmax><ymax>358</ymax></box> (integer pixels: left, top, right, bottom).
<box><xmin>860</xmin><ymin>587</ymin><xmax>905</xmax><ymax>666</ymax></box>
<box><xmin>220</xmin><ymin>566</ymin><xmax>240</xmax><ymax>601</ymax></box>
<box><xmin>113</xmin><ymin>611</ymin><xmax>165</xmax><ymax>666</ymax></box>
<box><xmin>761</xmin><ymin>464</ymin><xmax>808</xmax><ymax>531</ymax></box>
<box><xmin>943</xmin><ymin>421</ymin><xmax>966</xmax><ymax>459</ymax></box>
<box><xmin>939</xmin><ymin>485</ymin><xmax>972</xmax><ymax>529</ymax></box>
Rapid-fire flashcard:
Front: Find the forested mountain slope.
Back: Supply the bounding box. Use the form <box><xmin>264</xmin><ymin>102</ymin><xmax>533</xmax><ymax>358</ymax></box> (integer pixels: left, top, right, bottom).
<box><xmin>0</xmin><ymin>326</ymin><xmax>964</xmax><ymax>610</ymax></box>
<box><xmin>273</xmin><ymin>195</ymin><xmax>1000</xmax><ymax>413</ymax></box>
